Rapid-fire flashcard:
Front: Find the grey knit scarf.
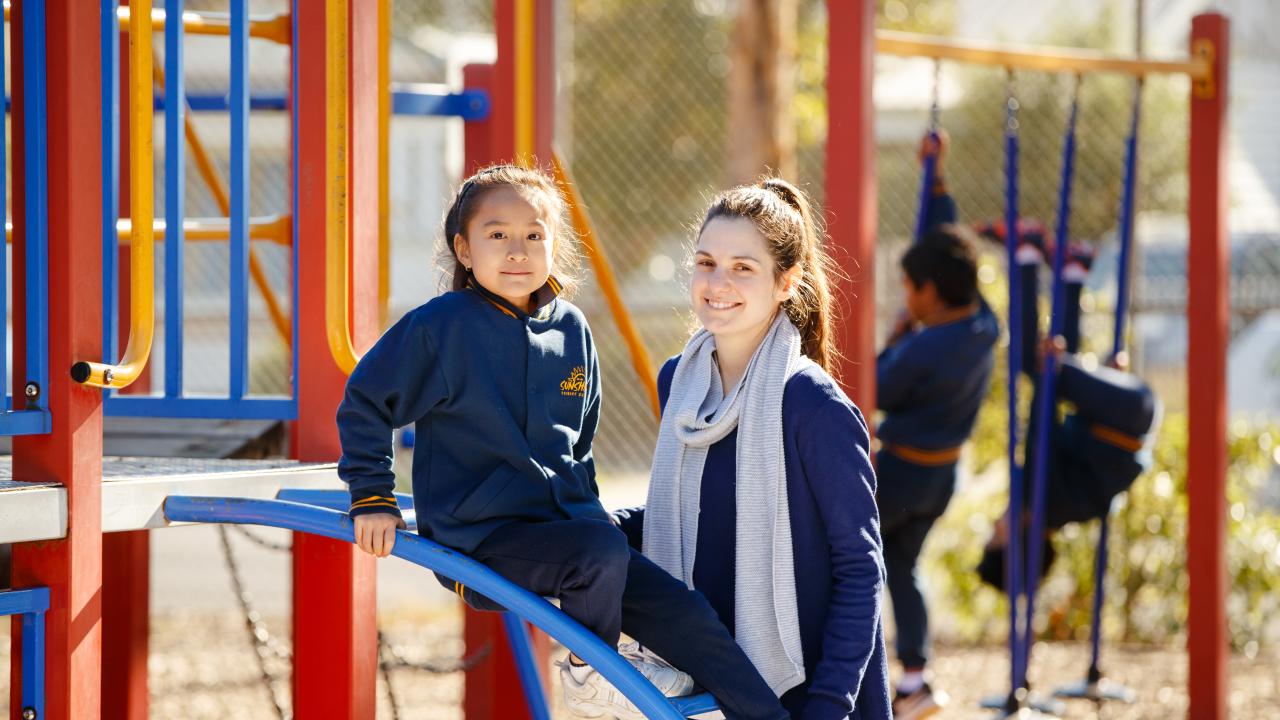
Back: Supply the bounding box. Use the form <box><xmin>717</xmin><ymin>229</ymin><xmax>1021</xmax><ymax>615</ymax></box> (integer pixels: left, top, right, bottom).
<box><xmin>643</xmin><ymin>312</ymin><xmax>808</xmax><ymax>696</ymax></box>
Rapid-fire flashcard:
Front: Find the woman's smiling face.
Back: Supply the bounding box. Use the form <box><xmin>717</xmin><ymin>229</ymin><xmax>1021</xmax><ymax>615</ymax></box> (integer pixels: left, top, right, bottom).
<box><xmin>690</xmin><ymin>216</ymin><xmax>792</xmax><ymax>342</ymax></box>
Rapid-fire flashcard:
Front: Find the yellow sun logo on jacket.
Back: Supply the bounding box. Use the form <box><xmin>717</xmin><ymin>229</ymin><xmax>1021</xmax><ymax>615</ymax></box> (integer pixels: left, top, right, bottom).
<box><xmin>560</xmin><ymin>366</ymin><xmax>587</xmax><ymax>398</ymax></box>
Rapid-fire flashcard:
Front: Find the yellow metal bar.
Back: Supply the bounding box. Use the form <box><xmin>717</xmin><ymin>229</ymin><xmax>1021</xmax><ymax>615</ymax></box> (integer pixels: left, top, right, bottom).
<box><xmin>8</xmin><ymin>215</ymin><xmax>292</xmax><ymax>245</ymax></box>
<box><xmin>74</xmin><ymin>0</ymin><xmax>156</xmax><ymax>388</ymax></box>
<box><xmin>876</xmin><ymin>29</ymin><xmax>1211</xmax><ymax>80</ymax></box>
<box><xmin>152</xmin><ymin>63</ymin><xmax>293</xmax><ymax>348</ymax></box>
<box><xmin>513</xmin><ymin>0</ymin><xmax>535</xmax><ymax>166</ymax></box>
<box><xmin>377</xmin><ymin>0</ymin><xmax>391</xmax><ymax>328</ymax></box>
<box><xmin>0</xmin><ymin>3</ymin><xmax>291</xmax><ymax>45</ymax></box>
<box><xmin>326</xmin><ymin>0</ymin><xmax>360</xmax><ymax>374</ymax></box>
<box><xmin>551</xmin><ymin>153</ymin><xmax>660</xmax><ymax>421</ymax></box>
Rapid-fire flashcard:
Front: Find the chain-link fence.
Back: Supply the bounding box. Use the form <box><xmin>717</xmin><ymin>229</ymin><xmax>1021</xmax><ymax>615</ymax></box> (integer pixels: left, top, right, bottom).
<box><xmin>156</xmin><ymin>1</ymin><xmax>1280</xmax><ymax>467</ymax></box>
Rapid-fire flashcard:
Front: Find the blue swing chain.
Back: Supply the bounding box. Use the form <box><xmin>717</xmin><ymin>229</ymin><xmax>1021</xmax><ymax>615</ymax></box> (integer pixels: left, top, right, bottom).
<box><xmin>913</xmin><ymin>60</ymin><xmax>943</xmax><ymax>243</ymax></box>
<box><xmin>1022</xmin><ymin>73</ymin><xmax>1083</xmax><ymax>690</ymax></box>
<box><xmin>1084</xmin><ymin>75</ymin><xmax>1144</xmax><ymax>686</ymax></box>
<box><xmin>1001</xmin><ymin>67</ymin><xmax>1029</xmax><ymax>701</ymax></box>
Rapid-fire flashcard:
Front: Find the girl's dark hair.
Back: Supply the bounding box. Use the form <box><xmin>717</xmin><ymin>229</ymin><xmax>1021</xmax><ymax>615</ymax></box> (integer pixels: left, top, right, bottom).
<box><xmin>699</xmin><ymin>178</ymin><xmax>839</xmax><ymax>375</ymax></box>
<box><xmin>439</xmin><ymin>163</ymin><xmax>577</xmax><ymax>294</ymax></box>
<box><xmin>901</xmin><ymin>225</ymin><xmax>979</xmax><ymax>308</ymax></box>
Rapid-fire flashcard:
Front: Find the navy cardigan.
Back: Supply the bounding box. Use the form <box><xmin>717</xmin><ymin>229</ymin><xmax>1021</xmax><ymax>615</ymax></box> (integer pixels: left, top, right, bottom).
<box><xmin>618</xmin><ymin>356</ymin><xmax>892</xmax><ymax>720</ymax></box>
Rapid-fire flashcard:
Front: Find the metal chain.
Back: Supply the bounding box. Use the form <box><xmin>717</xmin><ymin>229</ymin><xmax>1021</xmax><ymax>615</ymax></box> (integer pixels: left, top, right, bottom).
<box><xmin>218</xmin><ymin>524</ymin><xmax>291</xmax><ymax>720</ymax></box>
<box><xmin>217</xmin><ymin>521</ymin><xmax>496</xmax><ymax>719</ymax></box>
<box><xmin>230</xmin><ymin>524</ymin><xmax>293</xmax><ymax>552</ymax></box>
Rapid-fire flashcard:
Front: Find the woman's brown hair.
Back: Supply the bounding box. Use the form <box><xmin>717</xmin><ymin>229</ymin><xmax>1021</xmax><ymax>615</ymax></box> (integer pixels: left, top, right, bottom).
<box><xmin>699</xmin><ymin>178</ymin><xmax>839</xmax><ymax>374</ymax></box>
<box><xmin>439</xmin><ymin>163</ymin><xmax>578</xmax><ymax>295</ymax></box>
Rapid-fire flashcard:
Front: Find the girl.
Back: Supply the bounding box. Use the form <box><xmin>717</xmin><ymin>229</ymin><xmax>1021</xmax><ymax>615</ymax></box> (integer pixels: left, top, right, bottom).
<box><xmin>335</xmin><ymin>165</ymin><xmax>788</xmax><ymax>720</ymax></box>
<box><xmin>617</xmin><ymin>179</ymin><xmax>892</xmax><ymax>719</ymax></box>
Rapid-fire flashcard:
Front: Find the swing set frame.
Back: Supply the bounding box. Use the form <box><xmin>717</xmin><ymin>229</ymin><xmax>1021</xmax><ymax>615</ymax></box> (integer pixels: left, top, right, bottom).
<box><xmin>826</xmin><ymin>8</ymin><xmax>1230</xmax><ymax>720</ymax></box>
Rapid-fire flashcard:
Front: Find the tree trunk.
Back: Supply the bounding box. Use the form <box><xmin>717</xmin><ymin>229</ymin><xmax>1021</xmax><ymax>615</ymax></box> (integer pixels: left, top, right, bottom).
<box><xmin>727</xmin><ymin>0</ymin><xmax>798</xmax><ymax>185</ymax></box>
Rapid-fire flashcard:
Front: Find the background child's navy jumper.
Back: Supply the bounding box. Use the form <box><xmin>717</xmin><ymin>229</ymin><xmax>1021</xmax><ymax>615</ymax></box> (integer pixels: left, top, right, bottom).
<box><xmin>874</xmin><ymin>194</ymin><xmax>999</xmax><ymax>672</ymax></box>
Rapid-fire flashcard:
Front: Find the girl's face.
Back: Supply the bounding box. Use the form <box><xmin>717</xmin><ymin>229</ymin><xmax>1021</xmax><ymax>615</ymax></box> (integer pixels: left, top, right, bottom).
<box><xmin>455</xmin><ymin>186</ymin><xmax>555</xmax><ymax>312</ymax></box>
<box><xmin>691</xmin><ymin>217</ymin><xmax>795</xmax><ymax>343</ymax></box>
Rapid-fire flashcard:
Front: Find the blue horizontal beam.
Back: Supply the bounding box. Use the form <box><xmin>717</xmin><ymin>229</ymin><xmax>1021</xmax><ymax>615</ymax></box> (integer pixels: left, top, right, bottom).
<box><xmin>0</xmin><ymin>409</ymin><xmax>53</xmax><ymax>436</ymax></box>
<box><xmin>391</xmin><ymin>88</ymin><xmax>489</xmax><ymax>120</ymax></box>
<box><xmin>104</xmin><ymin>395</ymin><xmax>297</xmax><ymax>420</ymax></box>
<box><xmin>163</xmin><ymin>496</ymin><xmax>715</xmax><ymax>720</ymax></box>
<box><xmin>6</xmin><ymin>88</ymin><xmax>491</xmax><ymax>119</ymax></box>
<box><xmin>0</xmin><ymin>587</ymin><xmax>50</xmax><ymax>617</ymax></box>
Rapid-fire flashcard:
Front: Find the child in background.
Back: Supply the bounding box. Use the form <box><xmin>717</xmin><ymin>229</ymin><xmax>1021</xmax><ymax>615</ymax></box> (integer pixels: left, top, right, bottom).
<box><xmin>876</xmin><ymin>133</ymin><xmax>1000</xmax><ymax>720</ymax></box>
<box><xmin>335</xmin><ymin>164</ymin><xmax>788</xmax><ymax>720</ymax></box>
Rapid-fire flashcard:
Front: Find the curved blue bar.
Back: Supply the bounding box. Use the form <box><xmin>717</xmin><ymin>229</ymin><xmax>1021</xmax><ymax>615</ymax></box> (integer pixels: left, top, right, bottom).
<box><xmin>163</xmin><ymin>495</ymin><xmax>710</xmax><ymax>720</ymax></box>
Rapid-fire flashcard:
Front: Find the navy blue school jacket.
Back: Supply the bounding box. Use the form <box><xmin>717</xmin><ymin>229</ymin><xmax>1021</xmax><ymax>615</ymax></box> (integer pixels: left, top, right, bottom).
<box><xmin>619</xmin><ymin>356</ymin><xmax>892</xmax><ymax>720</ymax></box>
<box><xmin>335</xmin><ymin>278</ymin><xmax>611</xmax><ymax>554</ymax></box>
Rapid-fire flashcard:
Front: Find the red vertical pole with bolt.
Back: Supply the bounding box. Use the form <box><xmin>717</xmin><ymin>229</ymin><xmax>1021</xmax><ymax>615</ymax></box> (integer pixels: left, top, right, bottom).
<box><xmin>291</xmin><ymin>1</ymin><xmax>379</xmax><ymax>717</ymax></box>
<box><xmin>824</xmin><ymin>0</ymin><xmax>877</xmax><ymax>412</ymax></box>
<box><xmin>8</xmin><ymin>2</ymin><xmax>106</xmax><ymax>719</ymax></box>
<box><xmin>1186</xmin><ymin>12</ymin><xmax>1229</xmax><ymax>720</ymax></box>
<box><xmin>460</xmin><ymin>3</ymin><xmax>554</xmax><ymax>718</ymax></box>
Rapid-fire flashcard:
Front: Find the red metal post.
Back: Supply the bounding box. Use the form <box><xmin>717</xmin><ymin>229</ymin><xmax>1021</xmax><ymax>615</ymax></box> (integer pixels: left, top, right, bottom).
<box><xmin>290</xmin><ymin>1</ymin><xmax>379</xmax><ymax>718</ymax></box>
<box><xmin>824</xmin><ymin>0</ymin><xmax>877</xmax><ymax>413</ymax></box>
<box><xmin>1186</xmin><ymin>12</ymin><xmax>1229</xmax><ymax>720</ymax></box>
<box><xmin>8</xmin><ymin>2</ymin><xmax>106</xmax><ymax>720</ymax></box>
<box><xmin>101</xmin><ymin>532</ymin><xmax>149</xmax><ymax>720</ymax></box>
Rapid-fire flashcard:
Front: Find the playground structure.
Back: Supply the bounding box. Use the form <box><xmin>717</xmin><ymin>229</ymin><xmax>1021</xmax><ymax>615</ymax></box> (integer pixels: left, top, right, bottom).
<box><xmin>1</xmin><ymin>3</ymin><xmax>1229</xmax><ymax>720</ymax></box>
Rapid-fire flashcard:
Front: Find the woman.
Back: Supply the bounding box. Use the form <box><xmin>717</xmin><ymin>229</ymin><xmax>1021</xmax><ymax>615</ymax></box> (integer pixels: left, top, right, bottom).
<box><xmin>617</xmin><ymin>179</ymin><xmax>891</xmax><ymax>719</ymax></box>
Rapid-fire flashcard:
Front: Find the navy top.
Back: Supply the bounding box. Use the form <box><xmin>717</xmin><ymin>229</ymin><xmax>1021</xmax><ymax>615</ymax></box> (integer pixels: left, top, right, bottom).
<box><xmin>875</xmin><ymin>299</ymin><xmax>999</xmax><ymax>451</ymax></box>
<box><xmin>620</xmin><ymin>356</ymin><xmax>892</xmax><ymax>720</ymax></box>
<box><xmin>335</xmin><ymin>278</ymin><xmax>610</xmax><ymax>553</ymax></box>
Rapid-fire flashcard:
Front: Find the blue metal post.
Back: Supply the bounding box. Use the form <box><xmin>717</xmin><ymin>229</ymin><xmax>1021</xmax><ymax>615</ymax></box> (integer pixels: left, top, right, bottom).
<box><xmin>1</xmin><ymin>587</ymin><xmax>50</xmax><ymax>719</ymax></box>
<box><xmin>165</xmin><ymin>0</ymin><xmax>186</xmax><ymax>399</ymax></box>
<box><xmin>22</xmin><ymin>0</ymin><xmax>51</xmax><ymax>409</ymax></box>
<box><xmin>102</xmin><ymin>0</ymin><xmax>120</xmax><ymax>371</ymax></box>
<box><xmin>229</xmin><ymin>0</ymin><xmax>250</xmax><ymax>399</ymax></box>
<box><xmin>22</xmin><ymin>604</ymin><xmax>48</xmax><ymax>718</ymax></box>
<box><xmin>163</xmin><ymin>0</ymin><xmax>186</xmax><ymax>394</ymax></box>
<box><xmin>502</xmin><ymin>612</ymin><xmax>553</xmax><ymax>720</ymax></box>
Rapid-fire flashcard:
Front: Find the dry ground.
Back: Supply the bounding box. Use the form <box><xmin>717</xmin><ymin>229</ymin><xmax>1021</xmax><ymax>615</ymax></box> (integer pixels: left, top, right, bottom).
<box><xmin>3</xmin><ymin>609</ymin><xmax>1277</xmax><ymax>719</ymax></box>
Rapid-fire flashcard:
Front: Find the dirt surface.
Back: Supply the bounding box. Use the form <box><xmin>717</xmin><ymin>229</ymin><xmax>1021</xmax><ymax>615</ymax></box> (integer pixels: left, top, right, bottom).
<box><xmin>3</xmin><ymin>609</ymin><xmax>1277</xmax><ymax>719</ymax></box>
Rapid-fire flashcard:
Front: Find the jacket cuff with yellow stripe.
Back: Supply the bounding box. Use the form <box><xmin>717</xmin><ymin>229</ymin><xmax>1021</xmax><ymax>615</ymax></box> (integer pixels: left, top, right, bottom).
<box><xmin>349</xmin><ymin>490</ymin><xmax>403</xmax><ymax>519</ymax></box>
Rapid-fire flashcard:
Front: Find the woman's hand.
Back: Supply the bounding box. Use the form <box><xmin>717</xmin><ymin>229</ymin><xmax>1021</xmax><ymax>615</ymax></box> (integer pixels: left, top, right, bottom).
<box><xmin>354</xmin><ymin>512</ymin><xmax>407</xmax><ymax>558</ymax></box>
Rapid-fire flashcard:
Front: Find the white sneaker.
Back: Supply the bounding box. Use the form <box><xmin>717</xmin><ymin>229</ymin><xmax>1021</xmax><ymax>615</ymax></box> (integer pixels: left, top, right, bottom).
<box><xmin>558</xmin><ymin>647</ymin><xmax>695</xmax><ymax>720</ymax></box>
<box><xmin>618</xmin><ymin>642</ymin><xmax>695</xmax><ymax>696</ymax></box>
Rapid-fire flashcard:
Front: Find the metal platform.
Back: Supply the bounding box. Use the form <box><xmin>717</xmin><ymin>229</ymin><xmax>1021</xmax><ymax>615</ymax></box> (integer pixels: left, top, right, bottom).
<box><xmin>0</xmin><ymin>456</ymin><xmax>341</xmax><ymax>543</ymax></box>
